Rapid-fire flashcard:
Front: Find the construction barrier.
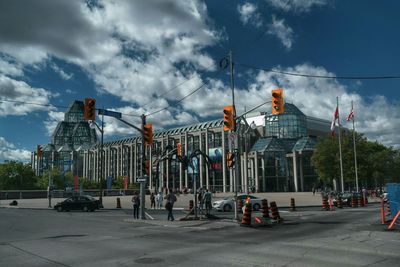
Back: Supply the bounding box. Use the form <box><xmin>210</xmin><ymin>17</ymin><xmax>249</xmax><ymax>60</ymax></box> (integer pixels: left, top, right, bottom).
<box><xmin>116</xmin><ymin>197</ymin><xmax>121</xmax><ymax>208</ymax></box>
<box><xmin>290</xmin><ymin>198</ymin><xmax>296</xmax><ymax>212</ymax></box>
<box><xmin>322</xmin><ymin>196</ymin><xmax>329</xmax><ymax>210</ymax></box>
<box><xmin>270</xmin><ymin>201</ymin><xmax>281</xmax><ymax>221</ymax></box>
<box><xmin>262</xmin><ymin>199</ymin><xmax>269</xmax><ymax>218</ymax></box>
<box><xmin>240</xmin><ymin>203</ymin><xmax>252</xmax><ymax>226</ymax></box>
<box><xmin>388</xmin><ymin>211</ymin><xmax>400</xmax><ymax>230</ymax></box>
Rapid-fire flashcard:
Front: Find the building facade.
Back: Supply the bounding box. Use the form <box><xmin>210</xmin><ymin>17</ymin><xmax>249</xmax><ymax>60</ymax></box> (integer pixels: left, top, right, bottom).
<box><xmin>33</xmin><ymin>101</ymin><xmax>333</xmax><ymax>193</ymax></box>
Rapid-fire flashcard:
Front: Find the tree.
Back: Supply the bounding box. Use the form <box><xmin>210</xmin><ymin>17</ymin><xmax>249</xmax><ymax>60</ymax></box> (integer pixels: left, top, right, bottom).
<box><xmin>312</xmin><ymin>130</ymin><xmax>400</xmax><ymax>190</ymax></box>
<box><xmin>0</xmin><ymin>161</ymin><xmax>37</xmax><ymax>190</ymax></box>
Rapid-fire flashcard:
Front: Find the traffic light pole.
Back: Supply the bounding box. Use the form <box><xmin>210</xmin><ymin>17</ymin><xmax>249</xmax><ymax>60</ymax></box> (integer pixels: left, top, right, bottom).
<box><xmin>140</xmin><ymin>114</ymin><xmax>146</xmax><ymax>220</ymax></box>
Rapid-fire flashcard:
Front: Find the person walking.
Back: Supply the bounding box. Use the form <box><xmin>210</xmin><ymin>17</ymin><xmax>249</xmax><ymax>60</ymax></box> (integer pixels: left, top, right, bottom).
<box><xmin>197</xmin><ymin>189</ymin><xmax>203</xmax><ymax>214</ymax></box>
<box><xmin>156</xmin><ymin>191</ymin><xmax>163</xmax><ymax>209</ymax></box>
<box><xmin>165</xmin><ymin>188</ymin><xmax>177</xmax><ymax>221</ymax></box>
<box><xmin>131</xmin><ymin>191</ymin><xmax>140</xmax><ymax>219</ymax></box>
<box><xmin>203</xmin><ymin>189</ymin><xmax>212</xmax><ymax>216</ymax></box>
<box><xmin>150</xmin><ymin>192</ymin><xmax>156</xmax><ymax>209</ymax></box>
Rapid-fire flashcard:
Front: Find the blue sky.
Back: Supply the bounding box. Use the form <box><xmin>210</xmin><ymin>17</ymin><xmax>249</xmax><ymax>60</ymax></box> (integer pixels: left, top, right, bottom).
<box><xmin>1</xmin><ymin>0</ymin><xmax>400</xmax><ymax>162</ymax></box>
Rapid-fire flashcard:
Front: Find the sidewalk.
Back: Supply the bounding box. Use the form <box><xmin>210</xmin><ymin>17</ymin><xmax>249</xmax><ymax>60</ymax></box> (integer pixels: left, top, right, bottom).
<box><xmin>0</xmin><ymin>192</ymin><xmax>369</xmax><ymax>210</ymax></box>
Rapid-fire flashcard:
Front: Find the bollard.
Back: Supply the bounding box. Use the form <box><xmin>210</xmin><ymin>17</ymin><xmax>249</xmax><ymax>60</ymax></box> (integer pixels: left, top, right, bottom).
<box><xmin>116</xmin><ymin>197</ymin><xmax>121</xmax><ymax>208</ymax></box>
<box><xmin>270</xmin><ymin>201</ymin><xmax>281</xmax><ymax>221</ymax></box>
<box><xmin>262</xmin><ymin>199</ymin><xmax>269</xmax><ymax>218</ymax></box>
<box><xmin>290</xmin><ymin>198</ymin><xmax>296</xmax><ymax>212</ymax></box>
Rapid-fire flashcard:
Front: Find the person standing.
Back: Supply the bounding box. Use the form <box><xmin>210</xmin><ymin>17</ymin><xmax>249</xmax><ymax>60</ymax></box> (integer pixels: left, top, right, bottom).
<box><xmin>165</xmin><ymin>188</ymin><xmax>177</xmax><ymax>221</ymax></box>
<box><xmin>156</xmin><ymin>191</ymin><xmax>163</xmax><ymax>209</ymax></box>
<box><xmin>150</xmin><ymin>192</ymin><xmax>156</xmax><ymax>209</ymax></box>
<box><xmin>197</xmin><ymin>189</ymin><xmax>203</xmax><ymax>214</ymax></box>
<box><xmin>131</xmin><ymin>191</ymin><xmax>140</xmax><ymax>219</ymax></box>
<box><xmin>203</xmin><ymin>189</ymin><xmax>212</xmax><ymax>216</ymax></box>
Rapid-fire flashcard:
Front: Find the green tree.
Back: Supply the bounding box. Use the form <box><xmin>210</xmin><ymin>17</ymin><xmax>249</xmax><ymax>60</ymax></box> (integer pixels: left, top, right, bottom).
<box><xmin>312</xmin><ymin>130</ymin><xmax>399</xmax><ymax>190</ymax></box>
<box><xmin>0</xmin><ymin>161</ymin><xmax>38</xmax><ymax>190</ymax></box>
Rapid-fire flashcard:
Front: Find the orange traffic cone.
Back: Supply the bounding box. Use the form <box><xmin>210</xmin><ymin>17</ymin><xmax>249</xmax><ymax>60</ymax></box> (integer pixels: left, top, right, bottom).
<box><xmin>240</xmin><ymin>202</ymin><xmax>252</xmax><ymax>226</ymax></box>
<box><xmin>262</xmin><ymin>199</ymin><xmax>269</xmax><ymax>218</ymax></box>
<box><xmin>270</xmin><ymin>201</ymin><xmax>281</xmax><ymax>221</ymax></box>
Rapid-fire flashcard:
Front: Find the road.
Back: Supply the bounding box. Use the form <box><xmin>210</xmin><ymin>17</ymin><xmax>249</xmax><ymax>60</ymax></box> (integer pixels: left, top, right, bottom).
<box><xmin>0</xmin><ymin>204</ymin><xmax>399</xmax><ymax>266</ymax></box>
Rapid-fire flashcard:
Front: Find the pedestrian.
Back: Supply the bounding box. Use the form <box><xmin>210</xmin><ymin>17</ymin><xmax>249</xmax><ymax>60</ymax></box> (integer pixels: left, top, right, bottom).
<box><xmin>131</xmin><ymin>191</ymin><xmax>140</xmax><ymax>219</ymax></box>
<box><xmin>150</xmin><ymin>192</ymin><xmax>156</xmax><ymax>209</ymax></box>
<box><xmin>165</xmin><ymin>188</ymin><xmax>177</xmax><ymax>221</ymax></box>
<box><xmin>312</xmin><ymin>186</ymin><xmax>316</xmax><ymax>196</ymax></box>
<box><xmin>203</xmin><ymin>189</ymin><xmax>212</xmax><ymax>216</ymax></box>
<box><xmin>198</xmin><ymin>189</ymin><xmax>203</xmax><ymax>213</ymax></box>
<box><xmin>156</xmin><ymin>191</ymin><xmax>163</xmax><ymax>209</ymax></box>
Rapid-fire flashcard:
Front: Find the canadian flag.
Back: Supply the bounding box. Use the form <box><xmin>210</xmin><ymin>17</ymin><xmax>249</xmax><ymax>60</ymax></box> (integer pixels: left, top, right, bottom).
<box><xmin>347</xmin><ymin>108</ymin><xmax>354</xmax><ymax>121</ymax></box>
<box><xmin>331</xmin><ymin>107</ymin><xmax>339</xmax><ymax>136</ymax></box>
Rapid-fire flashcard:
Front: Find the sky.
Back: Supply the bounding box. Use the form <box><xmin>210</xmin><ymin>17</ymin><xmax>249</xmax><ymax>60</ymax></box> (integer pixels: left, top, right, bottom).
<box><xmin>1</xmin><ymin>0</ymin><xmax>400</xmax><ymax>163</ymax></box>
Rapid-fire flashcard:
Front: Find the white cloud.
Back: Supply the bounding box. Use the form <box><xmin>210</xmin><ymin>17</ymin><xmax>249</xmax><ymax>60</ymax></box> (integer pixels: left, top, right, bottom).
<box><xmin>51</xmin><ymin>63</ymin><xmax>73</xmax><ymax>80</ymax></box>
<box><xmin>0</xmin><ymin>75</ymin><xmax>53</xmax><ymax>117</ymax></box>
<box><xmin>266</xmin><ymin>0</ymin><xmax>328</xmax><ymax>13</ymax></box>
<box><xmin>0</xmin><ymin>58</ymin><xmax>24</xmax><ymax>77</ymax></box>
<box><xmin>247</xmin><ymin>64</ymin><xmax>400</xmax><ymax>147</ymax></box>
<box><xmin>237</xmin><ymin>3</ymin><xmax>263</xmax><ymax>27</ymax></box>
<box><xmin>0</xmin><ymin>137</ymin><xmax>31</xmax><ymax>162</ymax></box>
<box><xmin>268</xmin><ymin>16</ymin><xmax>294</xmax><ymax>50</ymax></box>
<box><xmin>44</xmin><ymin>111</ymin><xmax>65</xmax><ymax>136</ymax></box>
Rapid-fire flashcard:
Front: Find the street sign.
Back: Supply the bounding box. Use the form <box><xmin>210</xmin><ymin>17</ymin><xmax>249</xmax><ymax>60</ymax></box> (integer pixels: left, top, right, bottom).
<box><xmin>228</xmin><ymin>133</ymin><xmax>238</xmax><ymax>150</ymax></box>
<box><xmin>137</xmin><ymin>176</ymin><xmax>147</xmax><ymax>183</ymax></box>
<box><xmin>98</xmin><ymin>109</ymin><xmax>122</xmax><ymax>119</ymax></box>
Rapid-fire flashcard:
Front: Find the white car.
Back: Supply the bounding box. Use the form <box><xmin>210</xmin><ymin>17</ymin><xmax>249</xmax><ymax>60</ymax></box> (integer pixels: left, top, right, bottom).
<box><xmin>212</xmin><ymin>194</ymin><xmax>262</xmax><ymax>212</ymax></box>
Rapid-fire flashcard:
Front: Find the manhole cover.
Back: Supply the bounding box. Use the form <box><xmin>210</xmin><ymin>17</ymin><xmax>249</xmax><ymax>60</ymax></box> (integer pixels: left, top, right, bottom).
<box><xmin>135</xmin><ymin>258</ymin><xmax>164</xmax><ymax>264</ymax></box>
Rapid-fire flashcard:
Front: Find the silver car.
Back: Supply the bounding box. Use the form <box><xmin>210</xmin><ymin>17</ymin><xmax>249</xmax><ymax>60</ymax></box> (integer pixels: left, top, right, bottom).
<box><xmin>212</xmin><ymin>194</ymin><xmax>262</xmax><ymax>212</ymax></box>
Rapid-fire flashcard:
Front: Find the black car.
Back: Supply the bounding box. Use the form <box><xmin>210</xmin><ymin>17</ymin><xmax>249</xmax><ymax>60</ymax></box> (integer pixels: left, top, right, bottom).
<box><xmin>54</xmin><ymin>195</ymin><xmax>101</xmax><ymax>212</ymax></box>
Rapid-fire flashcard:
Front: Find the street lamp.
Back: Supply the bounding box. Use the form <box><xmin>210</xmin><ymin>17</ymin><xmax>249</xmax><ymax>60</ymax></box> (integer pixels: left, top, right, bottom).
<box><xmin>90</xmin><ymin>117</ymin><xmax>104</xmax><ymax>206</ymax></box>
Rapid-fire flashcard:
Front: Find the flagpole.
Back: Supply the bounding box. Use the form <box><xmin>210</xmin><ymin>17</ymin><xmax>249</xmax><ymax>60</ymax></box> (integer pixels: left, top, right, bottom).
<box><xmin>351</xmin><ymin>100</ymin><xmax>359</xmax><ymax>192</ymax></box>
<box><xmin>337</xmin><ymin>97</ymin><xmax>345</xmax><ymax>193</ymax></box>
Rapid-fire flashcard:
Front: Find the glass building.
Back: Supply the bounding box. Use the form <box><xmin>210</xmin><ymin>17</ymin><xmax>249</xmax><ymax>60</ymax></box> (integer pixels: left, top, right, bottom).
<box><xmin>33</xmin><ymin>101</ymin><xmax>333</xmax><ymax>193</ymax></box>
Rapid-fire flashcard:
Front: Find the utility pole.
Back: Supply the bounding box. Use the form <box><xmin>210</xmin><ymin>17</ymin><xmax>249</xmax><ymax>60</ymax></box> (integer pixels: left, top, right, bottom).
<box><xmin>140</xmin><ymin>114</ymin><xmax>146</xmax><ymax>220</ymax></box>
<box><xmin>229</xmin><ymin>50</ymin><xmax>240</xmax><ymax>220</ymax></box>
<box><xmin>99</xmin><ymin>114</ymin><xmax>104</xmax><ymax>206</ymax></box>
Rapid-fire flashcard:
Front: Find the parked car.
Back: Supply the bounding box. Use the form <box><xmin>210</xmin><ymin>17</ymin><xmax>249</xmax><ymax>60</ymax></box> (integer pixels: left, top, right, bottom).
<box><xmin>212</xmin><ymin>194</ymin><xmax>262</xmax><ymax>212</ymax></box>
<box><xmin>54</xmin><ymin>195</ymin><xmax>101</xmax><ymax>212</ymax></box>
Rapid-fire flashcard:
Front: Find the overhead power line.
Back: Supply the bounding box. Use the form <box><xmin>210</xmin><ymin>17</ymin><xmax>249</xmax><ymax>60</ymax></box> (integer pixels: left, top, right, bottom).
<box><xmin>146</xmin><ymin>69</ymin><xmax>224</xmax><ymax>117</ymax></box>
<box><xmin>237</xmin><ymin>62</ymin><xmax>400</xmax><ymax>80</ymax></box>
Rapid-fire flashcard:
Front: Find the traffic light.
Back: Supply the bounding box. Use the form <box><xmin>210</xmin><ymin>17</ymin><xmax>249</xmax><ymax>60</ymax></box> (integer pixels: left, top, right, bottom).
<box><xmin>271</xmin><ymin>89</ymin><xmax>284</xmax><ymax>115</ymax></box>
<box><xmin>84</xmin><ymin>98</ymin><xmax>96</xmax><ymax>121</ymax></box>
<box><xmin>226</xmin><ymin>152</ymin><xmax>235</xmax><ymax>168</ymax></box>
<box><xmin>177</xmin><ymin>143</ymin><xmax>182</xmax><ymax>157</ymax></box>
<box><xmin>143</xmin><ymin>124</ymin><xmax>153</xmax><ymax>146</ymax></box>
<box><xmin>37</xmin><ymin>145</ymin><xmax>42</xmax><ymax>158</ymax></box>
<box><xmin>223</xmin><ymin>105</ymin><xmax>235</xmax><ymax>132</ymax></box>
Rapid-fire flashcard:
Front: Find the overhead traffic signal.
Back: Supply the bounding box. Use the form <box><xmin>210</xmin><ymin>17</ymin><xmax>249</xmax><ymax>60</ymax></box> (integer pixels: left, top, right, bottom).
<box><xmin>226</xmin><ymin>152</ymin><xmax>235</xmax><ymax>168</ymax></box>
<box><xmin>271</xmin><ymin>89</ymin><xmax>284</xmax><ymax>115</ymax></box>
<box><xmin>223</xmin><ymin>105</ymin><xmax>235</xmax><ymax>132</ymax></box>
<box><xmin>177</xmin><ymin>143</ymin><xmax>182</xmax><ymax>157</ymax></box>
<box><xmin>143</xmin><ymin>124</ymin><xmax>153</xmax><ymax>146</ymax></box>
<box><xmin>84</xmin><ymin>98</ymin><xmax>96</xmax><ymax>121</ymax></box>
<box><xmin>37</xmin><ymin>145</ymin><xmax>42</xmax><ymax>158</ymax></box>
